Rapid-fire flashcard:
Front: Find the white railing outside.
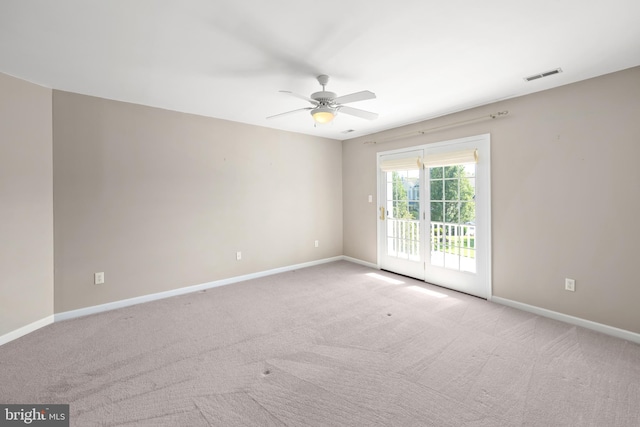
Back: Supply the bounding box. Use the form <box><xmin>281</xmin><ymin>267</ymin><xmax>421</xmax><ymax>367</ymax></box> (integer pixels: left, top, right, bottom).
<box><xmin>430</xmin><ymin>221</ymin><xmax>476</xmax><ymax>272</ymax></box>
<box><xmin>387</xmin><ymin>220</ymin><xmax>476</xmax><ymax>271</ymax></box>
<box><xmin>430</xmin><ymin>221</ymin><xmax>475</xmax><ymax>251</ymax></box>
<box><xmin>387</xmin><ymin>219</ymin><xmax>420</xmax><ymax>260</ymax></box>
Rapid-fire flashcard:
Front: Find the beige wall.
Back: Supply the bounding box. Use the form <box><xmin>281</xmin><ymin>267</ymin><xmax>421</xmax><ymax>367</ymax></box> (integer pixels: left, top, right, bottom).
<box><xmin>53</xmin><ymin>91</ymin><xmax>342</xmax><ymax>313</ymax></box>
<box><xmin>343</xmin><ymin>66</ymin><xmax>640</xmax><ymax>334</ymax></box>
<box><xmin>0</xmin><ymin>73</ymin><xmax>54</xmax><ymax>336</ymax></box>
<box><xmin>3</xmin><ymin>66</ymin><xmax>638</xmax><ymax>338</ymax></box>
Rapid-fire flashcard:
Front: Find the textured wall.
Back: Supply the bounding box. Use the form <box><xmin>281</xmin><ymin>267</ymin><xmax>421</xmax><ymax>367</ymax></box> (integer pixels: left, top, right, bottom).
<box><xmin>0</xmin><ymin>73</ymin><xmax>53</xmax><ymax>336</ymax></box>
<box><xmin>343</xmin><ymin>66</ymin><xmax>640</xmax><ymax>333</ymax></box>
<box><xmin>53</xmin><ymin>91</ymin><xmax>342</xmax><ymax>313</ymax></box>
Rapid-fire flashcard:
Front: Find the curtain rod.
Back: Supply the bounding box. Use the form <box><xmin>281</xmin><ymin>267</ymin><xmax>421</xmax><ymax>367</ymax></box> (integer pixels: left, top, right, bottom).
<box><xmin>363</xmin><ymin>110</ymin><xmax>509</xmax><ymax>145</ymax></box>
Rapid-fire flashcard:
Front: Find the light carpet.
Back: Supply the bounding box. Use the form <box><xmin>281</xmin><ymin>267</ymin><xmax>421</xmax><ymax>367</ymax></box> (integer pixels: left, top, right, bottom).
<box><xmin>1</xmin><ymin>261</ymin><xmax>638</xmax><ymax>426</ymax></box>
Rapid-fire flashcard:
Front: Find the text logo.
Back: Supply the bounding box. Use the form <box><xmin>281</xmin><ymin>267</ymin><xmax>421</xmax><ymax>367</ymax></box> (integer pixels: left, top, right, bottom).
<box><xmin>0</xmin><ymin>405</ymin><xmax>69</xmax><ymax>426</ymax></box>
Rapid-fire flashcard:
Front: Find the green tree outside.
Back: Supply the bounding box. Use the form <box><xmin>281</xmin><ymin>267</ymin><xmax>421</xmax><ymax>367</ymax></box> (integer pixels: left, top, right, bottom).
<box><xmin>389</xmin><ymin>166</ymin><xmax>475</xmax><ymax>259</ymax></box>
<box><xmin>429</xmin><ymin>165</ymin><xmax>475</xmax><ymax>225</ymax></box>
<box><xmin>392</xmin><ymin>172</ymin><xmax>418</xmax><ymax>220</ymax></box>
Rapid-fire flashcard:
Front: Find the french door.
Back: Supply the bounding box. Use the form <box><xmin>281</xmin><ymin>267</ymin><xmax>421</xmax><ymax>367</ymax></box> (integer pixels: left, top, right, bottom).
<box><xmin>378</xmin><ymin>149</ymin><xmax>426</xmax><ymax>280</ymax></box>
<box><xmin>377</xmin><ymin>134</ymin><xmax>491</xmax><ymax>298</ymax></box>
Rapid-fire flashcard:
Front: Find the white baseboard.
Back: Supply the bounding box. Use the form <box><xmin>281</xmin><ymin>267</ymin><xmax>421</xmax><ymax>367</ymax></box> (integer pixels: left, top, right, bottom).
<box><xmin>0</xmin><ymin>315</ymin><xmax>54</xmax><ymax>347</ymax></box>
<box><xmin>54</xmin><ymin>256</ymin><xmax>345</xmax><ymax>322</ymax></box>
<box><xmin>6</xmin><ymin>263</ymin><xmax>637</xmax><ymax>348</ymax></box>
<box><xmin>490</xmin><ymin>296</ymin><xmax>640</xmax><ymax>345</ymax></box>
<box><xmin>342</xmin><ymin>256</ymin><xmax>379</xmax><ymax>270</ymax></box>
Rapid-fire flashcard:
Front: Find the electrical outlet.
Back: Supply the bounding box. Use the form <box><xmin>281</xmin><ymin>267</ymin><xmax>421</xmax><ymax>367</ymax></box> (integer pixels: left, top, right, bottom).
<box><xmin>94</xmin><ymin>272</ymin><xmax>105</xmax><ymax>285</ymax></box>
<box><xmin>368</xmin><ymin>195</ymin><xmax>373</xmax><ymax>203</ymax></box>
<box><xmin>565</xmin><ymin>278</ymin><xmax>575</xmax><ymax>292</ymax></box>
<box><xmin>236</xmin><ymin>251</ymin><xmax>242</xmax><ymax>261</ymax></box>
<box><xmin>314</xmin><ymin>240</ymin><xmax>319</xmax><ymax>248</ymax></box>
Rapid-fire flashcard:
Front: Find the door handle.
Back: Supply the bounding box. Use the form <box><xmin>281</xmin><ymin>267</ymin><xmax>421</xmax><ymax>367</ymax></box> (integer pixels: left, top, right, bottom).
<box><xmin>380</xmin><ymin>206</ymin><xmax>386</xmax><ymax>220</ymax></box>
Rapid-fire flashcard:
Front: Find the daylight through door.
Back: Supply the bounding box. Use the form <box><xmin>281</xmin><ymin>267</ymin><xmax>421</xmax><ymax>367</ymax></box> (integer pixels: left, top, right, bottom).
<box><xmin>378</xmin><ymin>149</ymin><xmax>425</xmax><ymax>280</ymax></box>
<box><xmin>377</xmin><ymin>135</ymin><xmax>491</xmax><ymax>298</ymax></box>
<box><xmin>429</xmin><ymin>161</ymin><xmax>476</xmax><ymax>273</ymax></box>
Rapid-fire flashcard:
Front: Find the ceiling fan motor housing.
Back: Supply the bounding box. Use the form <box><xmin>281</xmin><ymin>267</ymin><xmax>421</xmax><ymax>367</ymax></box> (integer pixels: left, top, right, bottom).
<box><xmin>311</xmin><ymin>91</ymin><xmax>337</xmax><ymax>106</ymax></box>
<box><xmin>312</xmin><ymin>75</ymin><xmax>336</xmax><ymax>107</ymax></box>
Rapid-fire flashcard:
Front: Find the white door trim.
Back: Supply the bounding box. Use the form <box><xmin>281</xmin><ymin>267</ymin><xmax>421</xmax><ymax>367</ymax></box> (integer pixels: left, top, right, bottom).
<box><xmin>376</xmin><ymin>133</ymin><xmax>492</xmax><ymax>299</ymax></box>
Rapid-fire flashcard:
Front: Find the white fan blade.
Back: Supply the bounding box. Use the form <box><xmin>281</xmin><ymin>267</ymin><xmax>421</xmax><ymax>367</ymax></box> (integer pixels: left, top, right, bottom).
<box><xmin>266</xmin><ymin>107</ymin><xmax>312</xmax><ymax>120</ymax></box>
<box><xmin>333</xmin><ymin>90</ymin><xmax>376</xmax><ymax>105</ymax></box>
<box><xmin>279</xmin><ymin>90</ymin><xmax>319</xmax><ymax>105</ymax></box>
<box><xmin>338</xmin><ymin>105</ymin><xmax>378</xmax><ymax>120</ymax></box>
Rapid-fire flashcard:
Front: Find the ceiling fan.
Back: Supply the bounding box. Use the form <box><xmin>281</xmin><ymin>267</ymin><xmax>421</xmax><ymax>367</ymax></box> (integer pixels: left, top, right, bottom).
<box><xmin>267</xmin><ymin>75</ymin><xmax>378</xmax><ymax>124</ymax></box>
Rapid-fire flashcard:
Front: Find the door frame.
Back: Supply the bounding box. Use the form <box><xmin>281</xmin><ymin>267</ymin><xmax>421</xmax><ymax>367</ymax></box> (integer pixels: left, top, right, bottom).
<box><xmin>376</xmin><ymin>133</ymin><xmax>492</xmax><ymax>299</ymax></box>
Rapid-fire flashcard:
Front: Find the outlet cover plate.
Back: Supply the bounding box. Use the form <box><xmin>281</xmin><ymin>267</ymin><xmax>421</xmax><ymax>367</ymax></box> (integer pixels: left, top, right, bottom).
<box><xmin>565</xmin><ymin>278</ymin><xmax>575</xmax><ymax>292</ymax></box>
<box><xmin>94</xmin><ymin>272</ymin><xmax>105</xmax><ymax>285</ymax></box>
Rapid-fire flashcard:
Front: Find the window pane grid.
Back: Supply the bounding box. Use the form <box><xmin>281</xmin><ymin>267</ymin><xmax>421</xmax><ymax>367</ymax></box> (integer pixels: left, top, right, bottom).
<box><xmin>429</xmin><ymin>163</ymin><xmax>476</xmax><ymax>273</ymax></box>
<box><xmin>386</xmin><ymin>170</ymin><xmax>421</xmax><ymax>261</ymax></box>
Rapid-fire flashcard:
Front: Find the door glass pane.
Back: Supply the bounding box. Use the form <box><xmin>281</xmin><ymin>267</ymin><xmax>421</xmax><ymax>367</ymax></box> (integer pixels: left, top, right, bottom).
<box><xmin>430</xmin><ymin>166</ymin><xmax>443</xmax><ymax>179</ymax></box>
<box><xmin>387</xmin><ymin>237</ymin><xmax>397</xmax><ymax>257</ymax></box>
<box><xmin>430</xmin><ymin>201</ymin><xmax>443</xmax><ymax>222</ymax></box>
<box><xmin>386</xmin><ymin>170</ymin><xmax>420</xmax><ymax>261</ymax></box>
<box><xmin>430</xmin><ymin>163</ymin><xmax>476</xmax><ymax>273</ymax></box>
<box><xmin>444</xmin><ymin>202</ymin><xmax>459</xmax><ymax>223</ymax></box>
<box><xmin>465</xmin><ymin>177</ymin><xmax>476</xmax><ymax>192</ymax></box>
<box><xmin>430</xmin><ymin>180</ymin><xmax>443</xmax><ymax>200</ymax></box>
<box><xmin>460</xmin><ymin>202</ymin><xmax>475</xmax><ymax>226</ymax></box>
<box><xmin>444</xmin><ymin>165</ymin><xmax>458</xmax><ymax>177</ymax></box>
<box><xmin>445</xmin><ymin>252</ymin><xmax>460</xmax><ymax>270</ymax></box>
<box><xmin>444</xmin><ymin>179</ymin><xmax>458</xmax><ymax>200</ymax></box>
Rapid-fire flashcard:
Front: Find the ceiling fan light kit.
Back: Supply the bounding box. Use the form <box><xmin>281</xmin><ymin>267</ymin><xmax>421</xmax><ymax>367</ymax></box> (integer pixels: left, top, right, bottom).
<box><xmin>268</xmin><ymin>75</ymin><xmax>378</xmax><ymax>125</ymax></box>
<box><xmin>311</xmin><ymin>106</ymin><xmax>335</xmax><ymax>124</ymax></box>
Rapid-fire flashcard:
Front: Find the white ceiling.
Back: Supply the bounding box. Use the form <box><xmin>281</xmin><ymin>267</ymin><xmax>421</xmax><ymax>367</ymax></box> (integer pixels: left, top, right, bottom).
<box><xmin>1</xmin><ymin>0</ymin><xmax>639</xmax><ymax>140</ymax></box>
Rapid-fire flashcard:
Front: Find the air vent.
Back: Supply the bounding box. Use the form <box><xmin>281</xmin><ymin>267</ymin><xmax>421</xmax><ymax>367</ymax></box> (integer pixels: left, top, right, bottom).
<box><xmin>524</xmin><ymin>68</ymin><xmax>563</xmax><ymax>82</ymax></box>
<box><xmin>341</xmin><ymin>129</ymin><xmax>356</xmax><ymax>134</ymax></box>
